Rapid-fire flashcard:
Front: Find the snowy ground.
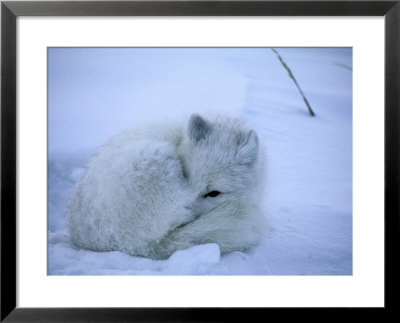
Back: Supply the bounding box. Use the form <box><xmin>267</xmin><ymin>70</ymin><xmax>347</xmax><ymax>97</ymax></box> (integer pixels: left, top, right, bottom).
<box><xmin>48</xmin><ymin>48</ymin><xmax>352</xmax><ymax>275</ymax></box>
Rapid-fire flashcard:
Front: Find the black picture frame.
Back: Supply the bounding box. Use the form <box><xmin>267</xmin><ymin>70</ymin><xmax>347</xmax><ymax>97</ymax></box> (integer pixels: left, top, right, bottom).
<box><xmin>1</xmin><ymin>0</ymin><xmax>399</xmax><ymax>321</ymax></box>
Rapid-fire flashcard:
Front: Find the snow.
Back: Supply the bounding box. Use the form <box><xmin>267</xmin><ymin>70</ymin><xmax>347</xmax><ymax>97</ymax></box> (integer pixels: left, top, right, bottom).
<box><xmin>48</xmin><ymin>47</ymin><xmax>352</xmax><ymax>275</ymax></box>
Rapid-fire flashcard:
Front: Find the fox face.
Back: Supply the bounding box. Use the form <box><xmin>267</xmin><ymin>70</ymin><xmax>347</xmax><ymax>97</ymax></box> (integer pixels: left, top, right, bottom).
<box><xmin>179</xmin><ymin>114</ymin><xmax>263</xmax><ymax>212</ymax></box>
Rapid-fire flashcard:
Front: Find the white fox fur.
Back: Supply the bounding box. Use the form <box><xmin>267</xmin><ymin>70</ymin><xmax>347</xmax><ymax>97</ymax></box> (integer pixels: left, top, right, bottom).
<box><xmin>66</xmin><ymin>114</ymin><xmax>266</xmax><ymax>259</ymax></box>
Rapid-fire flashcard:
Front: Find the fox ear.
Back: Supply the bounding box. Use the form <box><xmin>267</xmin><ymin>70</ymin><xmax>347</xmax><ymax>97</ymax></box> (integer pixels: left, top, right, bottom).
<box><xmin>188</xmin><ymin>114</ymin><xmax>210</xmax><ymax>142</ymax></box>
<box><xmin>237</xmin><ymin>130</ymin><xmax>259</xmax><ymax>165</ymax></box>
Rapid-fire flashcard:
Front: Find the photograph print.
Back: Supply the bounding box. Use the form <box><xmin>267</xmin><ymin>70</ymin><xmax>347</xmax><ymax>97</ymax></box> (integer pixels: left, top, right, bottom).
<box><xmin>48</xmin><ymin>47</ymin><xmax>352</xmax><ymax>275</ymax></box>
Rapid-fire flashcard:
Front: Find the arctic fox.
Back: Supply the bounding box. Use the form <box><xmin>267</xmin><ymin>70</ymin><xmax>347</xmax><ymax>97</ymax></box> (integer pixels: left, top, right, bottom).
<box><xmin>66</xmin><ymin>114</ymin><xmax>266</xmax><ymax>259</ymax></box>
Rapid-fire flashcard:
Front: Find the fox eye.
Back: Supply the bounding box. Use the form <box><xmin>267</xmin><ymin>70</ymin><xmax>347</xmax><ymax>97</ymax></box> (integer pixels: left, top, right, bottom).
<box><xmin>203</xmin><ymin>191</ymin><xmax>221</xmax><ymax>198</ymax></box>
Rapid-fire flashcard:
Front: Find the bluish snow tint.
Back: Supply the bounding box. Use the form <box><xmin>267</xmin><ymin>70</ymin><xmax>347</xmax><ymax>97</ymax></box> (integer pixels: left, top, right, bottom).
<box><xmin>48</xmin><ymin>48</ymin><xmax>352</xmax><ymax>275</ymax></box>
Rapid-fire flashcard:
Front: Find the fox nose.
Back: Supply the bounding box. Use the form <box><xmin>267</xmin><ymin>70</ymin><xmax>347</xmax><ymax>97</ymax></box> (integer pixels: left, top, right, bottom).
<box><xmin>184</xmin><ymin>205</ymin><xmax>202</xmax><ymax>221</ymax></box>
<box><xmin>184</xmin><ymin>198</ymin><xmax>202</xmax><ymax>212</ymax></box>
<box><xmin>176</xmin><ymin>212</ymin><xmax>201</xmax><ymax>230</ymax></box>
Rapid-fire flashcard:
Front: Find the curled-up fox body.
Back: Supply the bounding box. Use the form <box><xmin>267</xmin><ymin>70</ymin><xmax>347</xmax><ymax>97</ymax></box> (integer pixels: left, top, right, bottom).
<box><xmin>67</xmin><ymin>114</ymin><xmax>266</xmax><ymax>259</ymax></box>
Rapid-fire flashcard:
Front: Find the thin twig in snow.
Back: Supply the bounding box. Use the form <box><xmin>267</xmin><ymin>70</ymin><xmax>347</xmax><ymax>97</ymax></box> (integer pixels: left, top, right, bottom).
<box><xmin>271</xmin><ymin>48</ymin><xmax>316</xmax><ymax>117</ymax></box>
